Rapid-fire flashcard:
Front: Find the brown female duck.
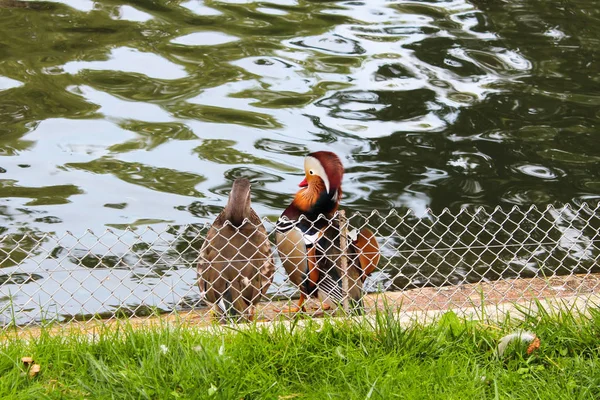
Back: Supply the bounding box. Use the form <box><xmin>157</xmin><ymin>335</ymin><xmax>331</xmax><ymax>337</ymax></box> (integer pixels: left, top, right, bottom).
<box><xmin>198</xmin><ymin>178</ymin><xmax>275</xmax><ymax>322</ymax></box>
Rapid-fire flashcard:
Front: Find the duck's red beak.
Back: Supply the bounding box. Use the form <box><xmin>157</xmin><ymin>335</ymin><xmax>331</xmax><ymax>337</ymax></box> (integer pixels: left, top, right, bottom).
<box><xmin>298</xmin><ymin>178</ymin><xmax>308</xmax><ymax>187</ymax></box>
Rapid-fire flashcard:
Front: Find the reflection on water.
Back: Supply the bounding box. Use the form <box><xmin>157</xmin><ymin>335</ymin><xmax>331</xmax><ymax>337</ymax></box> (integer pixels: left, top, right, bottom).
<box><xmin>0</xmin><ymin>0</ymin><xmax>599</xmax><ymax>323</ymax></box>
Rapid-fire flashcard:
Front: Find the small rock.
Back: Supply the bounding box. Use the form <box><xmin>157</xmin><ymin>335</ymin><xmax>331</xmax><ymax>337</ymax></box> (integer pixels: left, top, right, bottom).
<box><xmin>29</xmin><ymin>364</ymin><xmax>41</xmax><ymax>377</ymax></box>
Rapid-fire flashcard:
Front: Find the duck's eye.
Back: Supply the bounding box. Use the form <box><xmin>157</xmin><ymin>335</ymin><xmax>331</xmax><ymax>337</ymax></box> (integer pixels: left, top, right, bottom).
<box><xmin>309</xmin><ymin>170</ymin><xmax>314</xmax><ymax>175</ymax></box>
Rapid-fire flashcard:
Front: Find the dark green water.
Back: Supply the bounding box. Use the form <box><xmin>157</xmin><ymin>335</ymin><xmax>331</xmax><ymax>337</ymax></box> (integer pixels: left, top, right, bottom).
<box><xmin>0</xmin><ymin>0</ymin><xmax>599</xmax><ymax>323</ymax></box>
<box><xmin>1</xmin><ymin>0</ymin><xmax>599</xmax><ymax>233</ymax></box>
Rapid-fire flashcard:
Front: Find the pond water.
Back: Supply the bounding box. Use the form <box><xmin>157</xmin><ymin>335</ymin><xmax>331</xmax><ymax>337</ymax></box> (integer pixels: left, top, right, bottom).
<box><xmin>0</xmin><ymin>0</ymin><xmax>599</xmax><ymax>323</ymax></box>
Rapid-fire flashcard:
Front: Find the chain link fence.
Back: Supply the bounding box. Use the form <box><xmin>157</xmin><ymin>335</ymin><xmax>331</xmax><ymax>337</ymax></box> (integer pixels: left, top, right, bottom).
<box><xmin>1</xmin><ymin>202</ymin><xmax>599</xmax><ymax>328</ymax></box>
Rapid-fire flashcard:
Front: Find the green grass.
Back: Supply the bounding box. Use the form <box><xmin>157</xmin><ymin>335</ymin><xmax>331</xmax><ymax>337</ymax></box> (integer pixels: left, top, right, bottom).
<box><xmin>1</xmin><ymin>305</ymin><xmax>600</xmax><ymax>399</ymax></box>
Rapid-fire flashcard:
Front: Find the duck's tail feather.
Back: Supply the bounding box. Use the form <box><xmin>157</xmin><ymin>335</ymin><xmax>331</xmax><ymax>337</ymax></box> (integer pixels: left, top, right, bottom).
<box><xmin>318</xmin><ymin>273</ymin><xmax>345</xmax><ymax>304</ymax></box>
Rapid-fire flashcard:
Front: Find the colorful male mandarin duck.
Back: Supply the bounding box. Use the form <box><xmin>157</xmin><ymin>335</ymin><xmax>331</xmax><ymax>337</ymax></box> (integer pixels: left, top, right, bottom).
<box><xmin>198</xmin><ymin>178</ymin><xmax>275</xmax><ymax>323</ymax></box>
<box><xmin>275</xmin><ymin>151</ymin><xmax>380</xmax><ymax>313</ymax></box>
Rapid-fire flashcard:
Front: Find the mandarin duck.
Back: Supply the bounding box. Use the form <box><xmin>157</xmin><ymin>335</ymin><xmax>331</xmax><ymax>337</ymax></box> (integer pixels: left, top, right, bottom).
<box><xmin>198</xmin><ymin>178</ymin><xmax>275</xmax><ymax>323</ymax></box>
<box><xmin>275</xmin><ymin>151</ymin><xmax>380</xmax><ymax>313</ymax></box>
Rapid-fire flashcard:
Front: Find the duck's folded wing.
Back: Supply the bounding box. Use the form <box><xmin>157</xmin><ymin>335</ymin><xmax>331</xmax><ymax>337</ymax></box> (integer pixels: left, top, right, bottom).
<box><xmin>254</xmin><ymin>220</ymin><xmax>276</xmax><ymax>296</ymax></box>
<box><xmin>197</xmin><ymin>224</ymin><xmax>222</xmax><ymax>297</ymax></box>
<box><xmin>275</xmin><ymin>226</ymin><xmax>310</xmax><ymax>290</ymax></box>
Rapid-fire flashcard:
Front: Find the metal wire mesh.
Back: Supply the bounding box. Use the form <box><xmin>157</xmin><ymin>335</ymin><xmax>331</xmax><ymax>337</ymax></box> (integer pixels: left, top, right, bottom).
<box><xmin>1</xmin><ymin>202</ymin><xmax>599</xmax><ymax>328</ymax></box>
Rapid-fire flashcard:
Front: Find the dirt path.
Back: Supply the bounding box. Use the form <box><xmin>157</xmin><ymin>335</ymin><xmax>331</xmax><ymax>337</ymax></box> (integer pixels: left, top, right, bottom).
<box><xmin>4</xmin><ymin>273</ymin><xmax>600</xmax><ymax>339</ymax></box>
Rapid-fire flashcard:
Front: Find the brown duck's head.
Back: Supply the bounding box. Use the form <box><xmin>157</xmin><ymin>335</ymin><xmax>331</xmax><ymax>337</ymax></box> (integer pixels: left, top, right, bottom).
<box><xmin>224</xmin><ymin>178</ymin><xmax>252</xmax><ymax>226</ymax></box>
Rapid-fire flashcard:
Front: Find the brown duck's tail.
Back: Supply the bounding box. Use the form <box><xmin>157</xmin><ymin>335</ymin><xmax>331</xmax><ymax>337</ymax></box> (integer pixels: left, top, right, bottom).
<box><xmin>215</xmin><ymin>279</ymin><xmax>251</xmax><ymax>323</ymax></box>
<box><xmin>203</xmin><ymin>267</ymin><xmax>250</xmax><ymax>322</ymax></box>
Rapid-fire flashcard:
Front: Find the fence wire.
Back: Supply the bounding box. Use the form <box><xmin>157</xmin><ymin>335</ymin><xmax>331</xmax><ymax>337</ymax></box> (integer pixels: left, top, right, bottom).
<box><xmin>1</xmin><ymin>202</ymin><xmax>599</xmax><ymax>327</ymax></box>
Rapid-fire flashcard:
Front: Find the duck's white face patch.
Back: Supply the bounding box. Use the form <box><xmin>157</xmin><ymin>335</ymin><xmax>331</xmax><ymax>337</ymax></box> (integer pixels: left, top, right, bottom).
<box><xmin>304</xmin><ymin>156</ymin><xmax>330</xmax><ymax>193</ymax></box>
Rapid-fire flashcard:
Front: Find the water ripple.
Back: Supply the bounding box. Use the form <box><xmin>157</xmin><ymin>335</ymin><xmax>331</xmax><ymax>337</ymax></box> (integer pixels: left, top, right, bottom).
<box><xmin>63</xmin><ymin>47</ymin><xmax>188</xmax><ymax>80</ymax></box>
<box><xmin>171</xmin><ymin>31</ymin><xmax>239</xmax><ymax>47</ymax></box>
